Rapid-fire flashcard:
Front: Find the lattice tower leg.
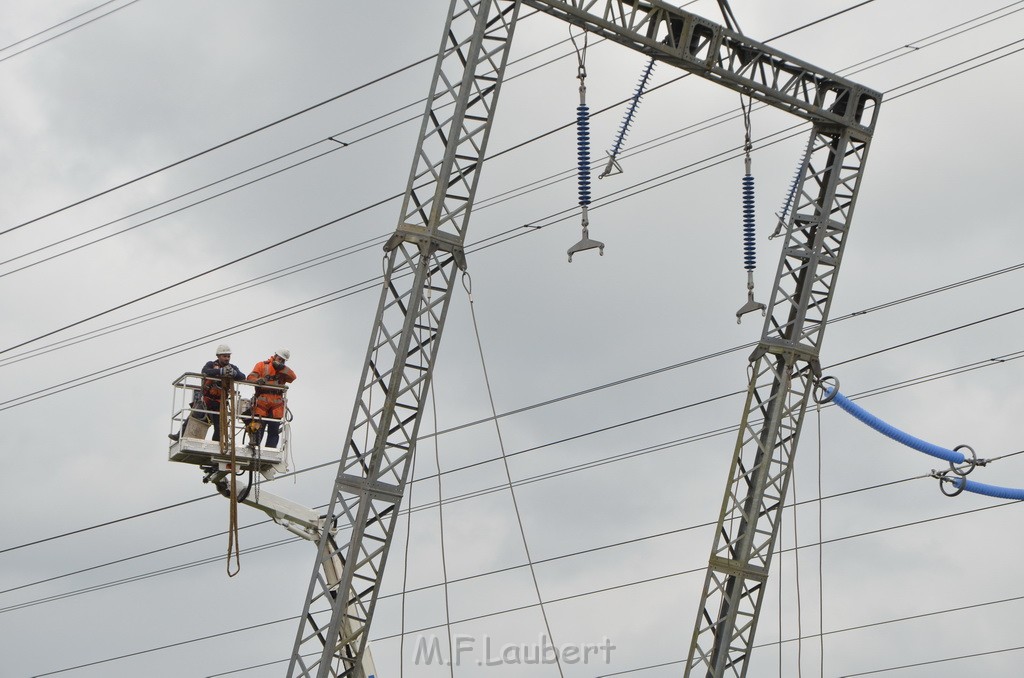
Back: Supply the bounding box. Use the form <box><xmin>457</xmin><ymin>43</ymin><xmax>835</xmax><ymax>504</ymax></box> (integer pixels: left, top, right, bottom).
<box><xmin>685</xmin><ymin>123</ymin><xmax>872</xmax><ymax>678</ymax></box>
<box><xmin>286</xmin><ymin>2</ymin><xmax>520</xmax><ymax>676</ymax></box>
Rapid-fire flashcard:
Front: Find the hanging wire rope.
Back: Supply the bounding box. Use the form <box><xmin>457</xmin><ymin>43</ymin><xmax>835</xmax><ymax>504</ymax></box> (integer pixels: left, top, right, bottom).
<box><xmin>430</xmin><ymin>369</ymin><xmax>455</xmax><ymax>677</ymax></box>
<box><xmin>816</xmin><ymin>401</ymin><xmax>826</xmax><ymax>677</ymax></box>
<box><xmin>462</xmin><ymin>270</ymin><xmax>565</xmax><ymax>678</ymax></box>
<box><xmin>0</xmin><ymin>0</ymin><xmax>123</xmax><ymax>54</ymax></box>
<box><xmin>0</xmin><ymin>308</ymin><xmax>1020</xmax><ymax>614</ymax></box>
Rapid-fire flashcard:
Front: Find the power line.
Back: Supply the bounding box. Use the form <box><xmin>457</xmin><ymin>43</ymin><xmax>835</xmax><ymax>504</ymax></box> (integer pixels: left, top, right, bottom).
<box><xmin>0</xmin><ymin>0</ymin><xmax>141</xmax><ymax>65</ymax></box>
<box><xmin>0</xmin><ymin>51</ymin><xmax>436</xmax><ymax>239</ymax></box>
<box><xmin>3</xmin><ymin>6</ymin><xmax>1016</xmax><ymax>360</ymax></box>
<box><xmin>0</xmin><ymin>6</ymin><xmax>556</xmax><ymax>245</ymax></box>
<box><xmin>29</xmin><ymin>499</ymin><xmax>1019</xmax><ymax>676</ymax></box>
<box><xmin>8</xmin><ymin>2</ymin><xmax>1024</xmax><ymax>675</ymax></box>
<box><xmin>838</xmin><ymin>645</ymin><xmax>1024</xmax><ymax>677</ymax></box>
<box><xmin>0</xmin><ymin>15</ymin><xmax>580</xmax><ymax>275</ymax></box>
<box><xmin>6</xmin><ymin>338</ymin><xmax>1023</xmax><ymax>611</ymax></box>
<box><xmin>4</xmin><ymin>258</ymin><xmax>1023</xmax><ymax>555</ymax></box>
<box><xmin>0</xmin><ymin>236</ymin><xmax>386</xmax><ymax>368</ymax></box>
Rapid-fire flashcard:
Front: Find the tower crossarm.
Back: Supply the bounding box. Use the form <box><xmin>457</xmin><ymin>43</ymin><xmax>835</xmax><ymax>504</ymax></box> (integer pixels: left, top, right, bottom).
<box><xmin>286</xmin><ymin>2</ymin><xmax>520</xmax><ymax>676</ymax></box>
<box><xmin>521</xmin><ymin>0</ymin><xmax>879</xmax><ymax>134</ymax></box>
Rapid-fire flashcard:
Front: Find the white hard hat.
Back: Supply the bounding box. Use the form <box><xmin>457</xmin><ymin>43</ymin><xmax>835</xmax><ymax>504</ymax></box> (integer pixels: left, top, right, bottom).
<box><xmin>275</xmin><ymin>348</ymin><xmax>291</xmax><ymax>361</ymax></box>
<box><xmin>216</xmin><ymin>344</ymin><xmax>232</xmax><ymax>355</ymax></box>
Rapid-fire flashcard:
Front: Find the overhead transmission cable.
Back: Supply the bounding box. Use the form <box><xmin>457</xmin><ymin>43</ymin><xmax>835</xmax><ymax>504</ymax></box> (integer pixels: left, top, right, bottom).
<box><xmin>2</xmin><ymin>87</ymin><xmax>1022</xmax><ymax>407</ymax></box>
<box><xmin>7</xmin><ymin>329</ymin><xmax>1024</xmax><ymax>607</ymax></box>
<box><xmin>30</xmin><ymin>497</ymin><xmax>1022</xmax><ymax>677</ymax></box>
<box><xmin>0</xmin><ymin>0</ymin><xmax>122</xmax><ymax>54</ymax></box>
<box><xmin>0</xmin><ymin>235</ymin><xmax>386</xmax><ymax>368</ymax></box>
<box><xmin>0</xmin><ymin>0</ymin><xmax>895</xmax><ymax>351</ymax></box>
<box><xmin>1</xmin><ymin>3</ymin><xmax>1012</xmax><ymax>360</ymax></box>
<box><xmin>0</xmin><ymin>0</ymin><xmax>141</xmax><ymax>65</ymax></box>
<box><xmin>0</xmin><ymin>6</ymin><xmax>562</xmax><ymax>242</ymax></box>
<box><xmin>0</xmin><ymin>50</ymin><xmax>437</xmax><ymax>239</ymax></box>
<box><xmin>0</xmin><ymin>19</ymin><xmax>588</xmax><ymax>275</ymax></box>
<box><xmin>4</xmin><ymin>0</ymin><xmax>1022</xmax><ymax>543</ymax></box>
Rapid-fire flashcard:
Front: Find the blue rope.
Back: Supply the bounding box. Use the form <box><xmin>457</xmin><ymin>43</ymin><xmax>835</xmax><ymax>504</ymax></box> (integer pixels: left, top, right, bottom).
<box><xmin>577</xmin><ymin>104</ymin><xmax>591</xmax><ymax>207</ymax></box>
<box><xmin>826</xmin><ymin>387</ymin><xmax>965</xmax><ymax>464</ymax></box>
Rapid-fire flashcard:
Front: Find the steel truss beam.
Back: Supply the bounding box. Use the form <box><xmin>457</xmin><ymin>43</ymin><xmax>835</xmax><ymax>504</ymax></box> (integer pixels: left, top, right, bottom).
<box><xmin>520</xmin><ymin>0</ymin><xmax>880</xmax><ymax>131</ymax></box>
<box><xmin>287</xmin><ymin>2</ymin><xmax>520</xmax><ymax>676</ymax></box>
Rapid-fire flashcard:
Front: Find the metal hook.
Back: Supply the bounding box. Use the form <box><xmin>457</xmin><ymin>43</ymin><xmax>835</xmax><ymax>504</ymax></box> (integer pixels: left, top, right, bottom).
<box><xmin>567</xmin><ymin>225</ymin><xmax>604</xmax><ymax>263</ymax></box>
<box><xmin>735</xmin><ymin>273</ymin><xmax>766</xmax><ymax>323</ymax></box>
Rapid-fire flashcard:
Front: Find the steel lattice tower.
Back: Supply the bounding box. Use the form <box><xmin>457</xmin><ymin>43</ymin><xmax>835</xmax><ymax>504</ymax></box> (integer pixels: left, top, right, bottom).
<box><xmin>287</xmin><ymin>2</ymin><xmax>880</xmax><ymax>676</ymax></box>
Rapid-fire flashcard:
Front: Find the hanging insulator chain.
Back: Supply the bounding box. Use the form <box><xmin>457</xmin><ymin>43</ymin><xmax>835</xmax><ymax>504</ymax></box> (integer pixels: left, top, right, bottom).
<box><xmin>736</xmin><ymin>97</ymin><xmax>765</xmax><ymax>323</ymax></box>
<box><xmin>567</xmin><ymin>29</ymin><xmax>604</xmax><ymax>263</ymax></box>
<box><xmin>601</xmin><ymin>57</ymin><xmax>656</xmax><ymax>179</ymax></box>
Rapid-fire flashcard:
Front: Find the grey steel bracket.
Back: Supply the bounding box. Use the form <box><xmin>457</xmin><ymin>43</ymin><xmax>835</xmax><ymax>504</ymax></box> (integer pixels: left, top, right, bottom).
<box><xmin>385</xmin><ymin>223</ymin><xmax>468</xmax><ymax>270</ymax></box>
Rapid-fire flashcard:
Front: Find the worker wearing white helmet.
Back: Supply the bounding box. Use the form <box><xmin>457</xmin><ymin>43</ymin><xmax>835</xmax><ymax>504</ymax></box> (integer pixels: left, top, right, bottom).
<box><xmin>169</xmin><ymin>343</ymin><xmax>245</xmax><ymax>443</ymax></box>
<box><xmin>245</xmin><ymin>348</ymin><xmax>297</xmax><ymax>449</ymax></box>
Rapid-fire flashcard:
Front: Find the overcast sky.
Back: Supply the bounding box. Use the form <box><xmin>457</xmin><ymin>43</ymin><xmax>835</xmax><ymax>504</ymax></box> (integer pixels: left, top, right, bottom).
<box><xmin>3</xmin><ymin>1</ymin><xmax>1024</xmax><ymax>677</ymax></box>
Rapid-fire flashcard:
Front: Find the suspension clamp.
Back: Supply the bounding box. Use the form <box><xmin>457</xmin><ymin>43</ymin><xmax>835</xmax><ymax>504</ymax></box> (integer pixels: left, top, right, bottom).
<box><xmin>932</xmin><ymin>446</ymin><xmax>989</xmax><ymax>498</ymax></box>
<box><xmin>932</xmin><ymin>470</ymin><xmax>966</xmax><ymax>498</ymax></box>
<box><xmin>812</xmin><ymin>375</ymin><xmax>839</xmax><ymax>404</ymax></box>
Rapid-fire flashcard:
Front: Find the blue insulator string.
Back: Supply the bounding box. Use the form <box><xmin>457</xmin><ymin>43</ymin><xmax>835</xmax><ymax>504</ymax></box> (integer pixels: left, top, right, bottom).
<box><xmin>735</xmin><ymin>96</ymin><xmax>765</xmax><ymax>322</ymax></box>
<box><xmin>772</xmin><ymin>148</ymin><xmax>808</xmax><ymax>238</ymax></box>
<box><xmin>577</xmin><ymin>104</ymin><xmax>591</xmax><ymax>207</ymax></box>
<box><xmin>742</xmin><ymin>173</ymin><xmax>756</xmax><ymax>272</ymax></box>
<box><xmin>567</xmin><ymin>28</ymin><xmax>603</xmax><ymax>262</ymax></box>
<box><xmin>601</xmin><ymin>58</ymin><xmax>656</xmax><ymax>178</ymax></box>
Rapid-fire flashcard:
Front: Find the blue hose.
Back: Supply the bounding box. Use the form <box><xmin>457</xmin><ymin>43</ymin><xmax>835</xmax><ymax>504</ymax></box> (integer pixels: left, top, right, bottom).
<box><xmin>826</xmin><ymin>388</ymin><xmax>966</xmax><ymax>464</ymax></box>
<box><xmin>950</xmin><ymin>477</ymin><xmax>1024</xmax><ymax>501</ymax></box>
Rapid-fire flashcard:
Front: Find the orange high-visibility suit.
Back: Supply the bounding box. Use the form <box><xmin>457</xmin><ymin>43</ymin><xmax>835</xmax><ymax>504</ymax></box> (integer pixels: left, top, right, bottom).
<box><xmin>246</xmin><ymin>357</ymin><xmax>297</xmax><ymax>448</ymax></box>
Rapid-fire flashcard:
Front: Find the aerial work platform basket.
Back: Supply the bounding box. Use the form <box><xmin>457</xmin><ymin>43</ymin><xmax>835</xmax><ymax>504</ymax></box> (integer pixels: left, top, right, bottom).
<box><xmin>168</xmin><ymin>372</ymin><xmax>290</xmax><ymax>479</ymax></box>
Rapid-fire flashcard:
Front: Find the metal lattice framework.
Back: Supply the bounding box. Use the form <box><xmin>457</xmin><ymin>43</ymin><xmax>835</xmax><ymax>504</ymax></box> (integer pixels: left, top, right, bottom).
<box><xmin>688</xmin><ymin>126</ymin><xmax>872</xmax><ymax>677</ymax></box>
<box><xmin>287</xmin><ymin>1</ymin><xmax>880</xmax><ymax>676</ymax></box>
<box><xmin>287</xmin><ymin>2</ymin><xmax>520</xmax><ymax>676</ymax></box>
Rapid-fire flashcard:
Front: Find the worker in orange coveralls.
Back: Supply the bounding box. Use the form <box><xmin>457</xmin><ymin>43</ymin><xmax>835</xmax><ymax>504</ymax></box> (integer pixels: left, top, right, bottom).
<box><xmin>245</xmin><ymin>348</ymin><xmax>296</xmax><ymax>449</ymax></box>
